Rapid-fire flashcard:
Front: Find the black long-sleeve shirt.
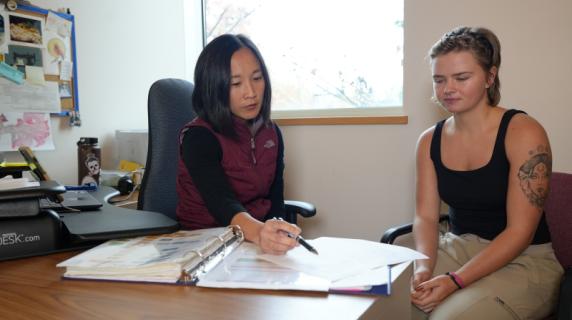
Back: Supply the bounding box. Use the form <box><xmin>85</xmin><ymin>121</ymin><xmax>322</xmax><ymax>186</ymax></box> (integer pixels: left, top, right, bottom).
<box><xmin>181</xmin><ymin>126</ymin><xmax>285</xmax><ymax>226</ymax></box>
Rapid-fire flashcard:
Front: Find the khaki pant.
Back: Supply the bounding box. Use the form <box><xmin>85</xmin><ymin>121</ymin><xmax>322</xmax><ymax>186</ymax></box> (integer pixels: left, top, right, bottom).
<box><xmin>412</xmin><ymin>233</ymin><xmax>563</xmax><ymax>320</ymax></box>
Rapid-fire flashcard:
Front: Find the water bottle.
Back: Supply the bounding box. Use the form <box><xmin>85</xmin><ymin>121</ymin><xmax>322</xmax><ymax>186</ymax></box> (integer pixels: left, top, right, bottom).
<box><xmin>77</xmin><ymin>137</ymin><xmax>101</xmax><ymax>186</ymax></box>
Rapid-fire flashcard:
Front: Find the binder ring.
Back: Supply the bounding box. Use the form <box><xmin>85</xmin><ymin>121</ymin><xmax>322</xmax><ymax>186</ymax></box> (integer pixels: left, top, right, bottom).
<box><xmin>215</xmin><ymin>235</ymin><xmax>228</xmax><ymax>258</ymax></box>
<box><xmin>192</xmin><ymin>249</ymin><xmax>204</xmax><ymax>260</ymax></box>
<box><xmin>204</xmin><ymin>235</ymin><xmax>228</xmax><ymax>260</ymax></box>
<box><xmin>191</xmin><ymin>249</ymin><xmax>207</xmax><ymax>274</ymax></box>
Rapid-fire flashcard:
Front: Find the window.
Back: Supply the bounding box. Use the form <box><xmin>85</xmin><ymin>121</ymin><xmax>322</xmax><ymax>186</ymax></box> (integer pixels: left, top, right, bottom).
<box><xmin>202</xmin><ymin>0</ymin><xmax>405</xmax><ymax>123</ymax></box>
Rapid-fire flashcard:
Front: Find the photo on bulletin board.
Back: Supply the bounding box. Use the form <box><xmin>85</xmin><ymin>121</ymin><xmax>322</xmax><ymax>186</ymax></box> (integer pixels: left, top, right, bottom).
<box><xmin>43</xmin><ymin>32</ymin><xmax>70</xmax><ymax>75</ymax></box>
<box><xmin>7</xmin><ymin>12</ymin><xmax>44</xmax><ymax>47</ymax></box>
<box><xmin>6</xmin><ymin>44</ymin><xmax>42</xmax><ymax>73</ymax></box>
<box><xmin>58</xmin><ymin>82</ymin><xmax>71</xmax><ymax>98</ymax></box>
<box><xmin>0</xmin><ymin>3</ymin><xmax>80</xmax><ymax>122</ymax></box>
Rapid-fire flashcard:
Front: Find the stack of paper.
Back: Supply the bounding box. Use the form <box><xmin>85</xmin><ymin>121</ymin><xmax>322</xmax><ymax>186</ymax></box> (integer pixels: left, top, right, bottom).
<box><xmin>258</xmin><ymin>237</ymin><xmax>427</xmax><ymax>287</ymax></box>
<box><xmin>0</xmin><ymin>177</ymin><xmax>40</xmax><ymax>190</ymax></box>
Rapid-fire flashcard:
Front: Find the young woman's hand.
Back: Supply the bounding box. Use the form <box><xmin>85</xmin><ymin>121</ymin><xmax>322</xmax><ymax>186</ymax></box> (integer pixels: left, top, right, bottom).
<box><xmin>411</xmin><ymin>274</ymin><xmax>459</xmax><ymax>313</ymax></box>
<box><xmin>411</xmin><ymin>266</ymin><xmax>433</xmax><ymax>306</ymax></box>
<box><xmin>257</xmin><ymin>218</ymin><xmax>300</xmax><ymax>255</ymax></box>
<box><xmin>412</xmin><ymin>266</ymin><xmax>432</xmax><ymax>290</ymax></box>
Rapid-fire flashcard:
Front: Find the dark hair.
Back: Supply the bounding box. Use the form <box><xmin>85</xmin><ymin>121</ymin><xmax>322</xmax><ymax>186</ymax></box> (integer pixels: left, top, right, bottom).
<box><xmin>192</xmin><ymin>34</ymin><xmax>272</xmax><ymax>137</ymax></box>
<box><xmin>429</xmin><ymin>26</ymin><xmax>502</xmax><ymax>106</ymax></box>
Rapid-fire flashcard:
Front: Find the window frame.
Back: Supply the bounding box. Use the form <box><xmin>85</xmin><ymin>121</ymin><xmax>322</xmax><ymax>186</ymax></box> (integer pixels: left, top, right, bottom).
<box><xmin>194</xmin><ymin>0</ymin><xmax>407</xmax><ymax>126</ymax></box>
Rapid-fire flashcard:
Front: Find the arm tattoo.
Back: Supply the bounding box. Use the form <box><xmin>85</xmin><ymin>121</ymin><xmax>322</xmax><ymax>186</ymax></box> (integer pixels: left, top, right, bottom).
<box><xmin>518</xmin><ymin>145</ymin><xmax>552</xmax><ymax>209</ymax></box>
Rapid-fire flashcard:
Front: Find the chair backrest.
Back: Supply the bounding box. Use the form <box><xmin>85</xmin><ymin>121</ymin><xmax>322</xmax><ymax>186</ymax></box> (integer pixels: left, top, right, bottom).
<box><xmin>544</xmin><ymin>171</ymin><xmax>572</xmax><ymax>269</ymax></box>
<box><xmin>137</xmin><ymin>79</ymin><xmax>195</xmax><ymax>220</ymax></box>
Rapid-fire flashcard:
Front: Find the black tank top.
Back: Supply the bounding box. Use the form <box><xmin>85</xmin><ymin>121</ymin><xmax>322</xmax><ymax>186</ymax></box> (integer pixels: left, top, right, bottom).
<box><xmin>430</xmin><ymin>109</ymin><xmax>550</xmax><ymax>244</ymax></box>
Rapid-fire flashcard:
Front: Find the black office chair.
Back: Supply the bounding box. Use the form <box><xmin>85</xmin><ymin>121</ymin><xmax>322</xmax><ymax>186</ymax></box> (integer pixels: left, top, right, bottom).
<box><xmin>138</xmin><ymin>78</ymin><xmax>315</xmax><ymax>225</ymax></box>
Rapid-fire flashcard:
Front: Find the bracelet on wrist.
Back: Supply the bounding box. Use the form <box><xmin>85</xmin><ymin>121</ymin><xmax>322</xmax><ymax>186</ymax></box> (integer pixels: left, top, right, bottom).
<box><xmin>446</xmin><ymin>271</ymin><xmax>464</xmax><ymax>289</ymax></box>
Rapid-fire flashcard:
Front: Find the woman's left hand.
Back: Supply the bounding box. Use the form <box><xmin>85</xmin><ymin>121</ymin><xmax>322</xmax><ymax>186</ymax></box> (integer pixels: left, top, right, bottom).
<box><xmin>411</xmin><ymin>274</ymin><xmax>459</xmax><ymax>313</ymax></box>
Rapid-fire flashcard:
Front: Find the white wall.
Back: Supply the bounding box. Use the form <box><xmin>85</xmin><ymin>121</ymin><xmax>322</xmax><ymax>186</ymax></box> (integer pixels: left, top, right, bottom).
<box><xmin>19</xmin><ymin>0</ymin><xmax>572</xmax><ymax>241</ymax></box>
<box><xmin>14</xmin><ymin>0</ymin><xmax>186</xmax><ymax>184</ymax></box>
<box><xmin>285</xmin><ymin>0</ymin><xmax>572</xmax><ymax>241</ymax></box>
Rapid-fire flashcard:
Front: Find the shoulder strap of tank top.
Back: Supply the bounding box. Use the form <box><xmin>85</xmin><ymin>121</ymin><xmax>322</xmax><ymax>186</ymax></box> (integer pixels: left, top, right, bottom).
<box><xmin>430</xmin><ymin>119</ymin><xmax>447</xmax><ymax>164</ymax></box>
<box><xmin>493</xmin><ymin>109</ymin><xmax>527</xmax><ymax>157</ymax></box>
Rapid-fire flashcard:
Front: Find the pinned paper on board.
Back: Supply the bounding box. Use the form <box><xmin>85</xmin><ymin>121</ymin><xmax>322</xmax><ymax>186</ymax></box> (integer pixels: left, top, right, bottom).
<box><xmin>25</xmin><ymin>65</ymin><xmax>46</xmax><ymax>85</ymax></box>
<box><xmin>0</xmin><ymin>112</ymin><xmax>55</xmax><ymax>151</ymax></box>
<box><xmin>46</xmin><ymin>11</ymin><xmax>71</xmax><ymax>38</ymax></box>
<box><xmin>43</xmin><ymin>30</ymin><xmax>71</xmax><ymax>76</ymax></box>
<box><xmin>59</xmin><ymin>60</ymin><xmax>72</xmax><ymax>81</ymax></box>
<box><xmin>0</xmin><ymin>77</ymin><xmax>60</xmax><ymax>113</ymax></box>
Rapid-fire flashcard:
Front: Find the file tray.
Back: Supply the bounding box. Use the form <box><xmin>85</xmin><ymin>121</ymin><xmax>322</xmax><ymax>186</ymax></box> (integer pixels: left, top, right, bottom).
<box><xmin>0</xmin><ymin>210</ymin><xmax>62</xmax><ymax>261</ymax></box>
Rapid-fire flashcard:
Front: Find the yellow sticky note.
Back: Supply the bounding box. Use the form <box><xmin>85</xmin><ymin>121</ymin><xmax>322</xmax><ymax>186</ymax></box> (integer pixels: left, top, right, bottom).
<box><xmin>25</xmin><ymin>66</ymin><xmax>47</xmax><ymax>85</ymax></box>
<box><xmin>119</xmin><ymin>160</ymin><xmax>143</xmax><ymax>172</ymax></box>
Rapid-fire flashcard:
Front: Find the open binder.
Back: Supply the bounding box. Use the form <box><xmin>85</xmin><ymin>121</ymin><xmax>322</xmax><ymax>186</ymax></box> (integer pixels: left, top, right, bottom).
<box><xmin>58</xmin><ymin>227</ymin><xmax>424</xmax><ymax>294</ymax></box>
<box><xmin>57</xmin><ymin>226</ymin><xmax>245</xmax><ymax>284</ymax></box>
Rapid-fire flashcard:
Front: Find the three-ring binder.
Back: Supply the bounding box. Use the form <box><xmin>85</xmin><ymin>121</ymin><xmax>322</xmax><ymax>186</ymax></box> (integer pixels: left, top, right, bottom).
<box><xmin>181</xmin><ymin>225</ymin><xmax>244</xmax><ymax>283</ymax></box>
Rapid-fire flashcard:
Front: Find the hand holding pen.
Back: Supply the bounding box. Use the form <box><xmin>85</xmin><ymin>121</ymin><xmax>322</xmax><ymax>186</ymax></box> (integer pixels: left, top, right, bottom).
<box><xmin>273</xmin><ymin>217</ymin><xmax>319</xmax><ymax>255</ymax></box>
<box><xmin>255</xmin><ymin>217</ymin><xmax>298</xmax><ymax>255</ymax></box>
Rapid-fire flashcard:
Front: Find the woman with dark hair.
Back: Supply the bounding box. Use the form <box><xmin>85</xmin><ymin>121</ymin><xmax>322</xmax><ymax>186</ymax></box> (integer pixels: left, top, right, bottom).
<box><xmin>410</xmin><ymin>26</ymin><xmax>562</xmax><ymax>319</ymax></box>
<box><xmin>176</xmin><ymin>34</ymin><xmax>300</xmax><ymax>255</ymax></box>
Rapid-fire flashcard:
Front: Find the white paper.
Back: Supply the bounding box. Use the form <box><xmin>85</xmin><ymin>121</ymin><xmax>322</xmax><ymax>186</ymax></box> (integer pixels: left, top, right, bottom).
<box><xmin>46</xmin><ymin>11</ymin><xmax>72</xmax><ymax>38</ymax></box>
<box><xmin>197</xmin><ymin>243</ymin><xmax>330</xmax><ymax>291</ymax></box>
<box><xmin>0</xmin><ymin>112</ymin><xmax>55</xmax><ymax>151</ymax></box>
<box><xmin>330</xmin><ymin>265</ymin><xmax>390</xmax><ymax>289</ymax></box>
<box><xmin>25</xmin><ymin>65</ymin><xmax>46</xmax><ymax>85</ymax></box>
<box><xmin>0</xmin><ymin>177</ymin><xmax>40</xmax><ymax>190</ymax></box>
<box><xmin>0</xmin><ymin>77</ymin><xmax>60</xmax><ymax>113</ymax></box>
<box><xmin>259</xmin><ymin>237</ymin><xmax>427</xmax><ymax>281</ymax></box>
<box><xmin>59</xmin><ymin>60</ymin><xmax>73</xmax><ymax>81</ymax></box>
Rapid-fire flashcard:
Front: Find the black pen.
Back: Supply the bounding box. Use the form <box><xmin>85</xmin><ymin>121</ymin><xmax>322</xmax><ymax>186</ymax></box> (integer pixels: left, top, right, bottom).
<box><xmin>275</xmin><ymin>217</ymin><xmax>319</xmax><ymax>255</ymax></box>
<box><xmin>286</xmin><ymin>232</ymin><xmax>319</xmax><ymax>255</ymax></box>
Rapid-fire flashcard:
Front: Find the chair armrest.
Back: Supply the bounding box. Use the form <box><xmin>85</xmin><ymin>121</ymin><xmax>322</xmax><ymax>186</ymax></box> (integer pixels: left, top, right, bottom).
<box><xmin>284</xmin><ymin>200</ymin><xmax>316</xmax><ymax>218</ymax></box>
<box><xmin>283</xmin><ymin>200</ymin><xmax>316</xmax><ymax>224</ymax></box>
<box><xmin>380</xmin><ymin>223</ymin><xmax>413</xmax><ymax>244</ymax></box>
<box><xmin>380</xmin><ymin>214</ymin><xmax>450</xmax><ymax>244</ymax></box>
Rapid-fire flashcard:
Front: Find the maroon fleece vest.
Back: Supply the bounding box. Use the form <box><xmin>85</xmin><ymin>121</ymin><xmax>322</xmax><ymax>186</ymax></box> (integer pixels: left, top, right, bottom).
<box><xmin>176</xmin><ymin>117</ymin><xmax>278</xmax><ymax>229</ymax></box>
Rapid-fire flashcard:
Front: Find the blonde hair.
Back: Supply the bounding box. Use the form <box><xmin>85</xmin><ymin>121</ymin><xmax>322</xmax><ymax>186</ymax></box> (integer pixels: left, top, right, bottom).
<box><xmin>429</xmin><ymin>26</ymin><xmax>502</xmax><ymax>106</ymax></box>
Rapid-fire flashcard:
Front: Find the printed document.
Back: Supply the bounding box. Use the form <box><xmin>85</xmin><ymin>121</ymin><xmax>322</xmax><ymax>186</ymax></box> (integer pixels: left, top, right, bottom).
<box><xmin>258</xmin><ymin>237</ymin><xmax>427</xmax><ymax>281</ymax></box>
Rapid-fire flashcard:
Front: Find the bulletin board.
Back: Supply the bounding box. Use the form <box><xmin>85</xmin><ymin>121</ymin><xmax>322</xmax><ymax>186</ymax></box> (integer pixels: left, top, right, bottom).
<box><xmin>0</xmin><ymin>2</ymin><xmax>80</xmax><ymax>127</ymax></box>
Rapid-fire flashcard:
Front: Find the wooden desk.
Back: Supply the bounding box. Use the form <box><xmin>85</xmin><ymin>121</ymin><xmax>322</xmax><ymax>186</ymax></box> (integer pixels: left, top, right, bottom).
<box><xmin>0</xmin><ymin>252</ymin><xmax>412</xmax><ymax>319</ymax></box>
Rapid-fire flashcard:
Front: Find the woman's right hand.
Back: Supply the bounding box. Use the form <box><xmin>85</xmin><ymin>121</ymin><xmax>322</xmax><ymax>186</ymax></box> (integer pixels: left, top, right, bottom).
<box><xmin>230</xmin><ymin>212</ymin><xmax>301</xmax><ymax>255</ymax></box>
<box><xmin>257</xmin><ymin>218</ymin><xmax>300</xmax><ymax>255</ymax></box>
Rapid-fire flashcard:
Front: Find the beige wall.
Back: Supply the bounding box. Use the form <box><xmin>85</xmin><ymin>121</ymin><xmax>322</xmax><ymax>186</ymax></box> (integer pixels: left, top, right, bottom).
<box><xmin>13</xmin><ymin>0</ymin><xmax>571</xmax><ymax>241</ymax></box>
<box><xmin>289</xmin><ymin>0</ymin><xmax>572</xmax><ymax>240</ymax></box>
